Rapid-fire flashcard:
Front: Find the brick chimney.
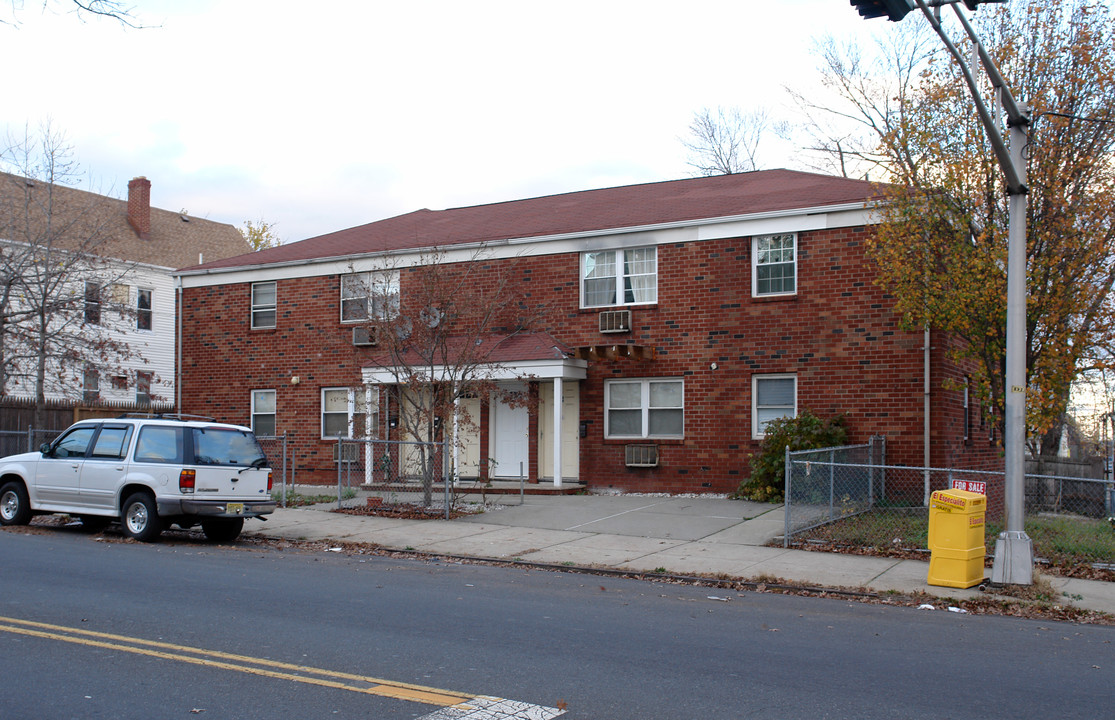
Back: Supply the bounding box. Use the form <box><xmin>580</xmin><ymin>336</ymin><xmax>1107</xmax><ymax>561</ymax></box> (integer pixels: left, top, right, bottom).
<box><xmin>127</xmin><ymin>176</ymin><xmax>151</xmax><ymax>239</ymax></box>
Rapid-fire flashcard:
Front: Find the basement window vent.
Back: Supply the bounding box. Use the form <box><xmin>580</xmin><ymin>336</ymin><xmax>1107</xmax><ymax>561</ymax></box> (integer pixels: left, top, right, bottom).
<box><xmin>352</xmin><ymin>326</ymin><xmax>379</xmax><ymax>347</ymax></box>
<box><xmin>625</xmin><ymin>443</ymin><xmax>659</xmax><ymax>468</ymax></box>
<box><xmin>599</xmin><ymin>309</ymin><xmax>632</xmax><ymax>334</ymax></box>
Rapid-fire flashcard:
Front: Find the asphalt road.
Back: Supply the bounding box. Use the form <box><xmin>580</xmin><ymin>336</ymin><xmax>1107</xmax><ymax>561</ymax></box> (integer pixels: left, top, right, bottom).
<box><xmin>1</xmin><ymin>526</ymin><xmax>1112</xmax><ymax>719</ymax></box>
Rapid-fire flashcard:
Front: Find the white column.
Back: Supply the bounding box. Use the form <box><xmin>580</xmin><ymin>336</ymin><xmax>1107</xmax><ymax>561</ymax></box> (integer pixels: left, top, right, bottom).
<box><xmin>552</xmin><ymin>377</ymin><xmax>563</xmax><ymax>488</ymax></box>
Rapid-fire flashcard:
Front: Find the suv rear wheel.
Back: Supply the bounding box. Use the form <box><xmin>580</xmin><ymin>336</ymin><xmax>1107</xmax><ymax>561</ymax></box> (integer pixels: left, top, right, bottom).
<box><xmin>0</xmin><ymin>481</ymin><xmax>31</xmax><ymax>526</ymax></box>
<box><xmin>121</xmin><ymin>492</ymin><xmax>163</xmax><ymax>542</ymax></box>
<box><xmin>201</xmin><ymin>518</ymin><xmax>244</xmax><ymax>543</ymax></box>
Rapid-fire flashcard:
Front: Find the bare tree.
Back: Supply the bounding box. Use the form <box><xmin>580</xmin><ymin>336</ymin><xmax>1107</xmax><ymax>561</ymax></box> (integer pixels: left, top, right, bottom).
<box><xmin>0</xmin><ymin>123</ymin><xmax>141</xmax><ymax>425</ymax></box>
<box><xmin>681</xmin><ymin>106</ymin><xmax>781</xmax><ymax>176</ymax></box>
<box><xmin>352</xmin><ymin>248</ymin><xmax>550</xmax><ymax>506</ymax></box>
<box><xmin>786</xmin><ymin>22</ymin><xmax>938</xmax><ymax>178</ymax></box>
<box><xmin>1</xmin><ymin>0</ymin><xmax>143</xmax><ymax>27</ymax></box>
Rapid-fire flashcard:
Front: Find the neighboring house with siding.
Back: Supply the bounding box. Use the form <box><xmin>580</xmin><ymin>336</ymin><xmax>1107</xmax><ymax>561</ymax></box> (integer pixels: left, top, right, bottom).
<box><xmin>175</xmin><ymin>170</ymin><xmax>1000</xmax><ymax>493</ymax></box>
<box><xmin>0</xmin><ymin>173</ymin><xmax>249</xmax><ymax>412</ymax></box>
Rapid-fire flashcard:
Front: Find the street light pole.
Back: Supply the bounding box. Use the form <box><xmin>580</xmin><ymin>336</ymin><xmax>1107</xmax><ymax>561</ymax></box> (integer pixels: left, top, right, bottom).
<box><xmin>996</xmin><ymin>107</ymin><xmax>1034</xmax><ymax>584</ymax></box>
<box><xmin>913</xmin><ymin>0</ymin><xmax>1033</xmax><ymax>585</ymax></box>
<box><xmin>851</xmin><ymin>0</ymin><xmax>1034</xmax><ymax>581</ymax></box>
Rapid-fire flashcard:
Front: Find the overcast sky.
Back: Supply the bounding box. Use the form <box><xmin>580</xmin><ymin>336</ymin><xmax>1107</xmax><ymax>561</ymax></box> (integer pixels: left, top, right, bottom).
<box><xmin>4</xmin><ymin>0</ymin><xmax>889</xmax><ymax>243</ymax></box>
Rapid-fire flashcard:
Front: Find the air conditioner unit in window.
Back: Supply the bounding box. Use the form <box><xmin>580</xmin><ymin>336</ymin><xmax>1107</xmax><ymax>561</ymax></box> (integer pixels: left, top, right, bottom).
<box><xmin>333</xmin><ymin>442</ymin><xmax>360</xmax><ymax>463</ymax></box>
<box><xmin>599</xmin><ymin>309</ymin><xmax>631</xmax><ymax>334</ymax></box>
<box><xmin>625</xmin><ymin>443</ymin><xmax>659</xmax><ymax>468</ymax></box>
<box><xmin>352</xmin><ymin>326</ymin><xmax>378</xmax><ymax>347</ymax></box>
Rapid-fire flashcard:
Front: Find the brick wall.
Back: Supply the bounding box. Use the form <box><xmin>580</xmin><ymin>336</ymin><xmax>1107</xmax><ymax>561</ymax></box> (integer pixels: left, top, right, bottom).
<box><xmin>181</xmin><ymin>225</ymin><xmax>980</xmax><ymax>492</ymax></box>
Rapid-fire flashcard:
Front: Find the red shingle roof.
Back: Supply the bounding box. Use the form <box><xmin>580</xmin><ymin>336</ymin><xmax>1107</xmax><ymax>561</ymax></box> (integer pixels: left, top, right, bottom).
<box><xmin>184</xmin><ymin>169</ymin><xmax>882</xmax><ymax>272</ymax></box>
<box><xmin>363</xmin><ymin>332</ymin><xmax>572</xmax><ymax>369</ymax></box>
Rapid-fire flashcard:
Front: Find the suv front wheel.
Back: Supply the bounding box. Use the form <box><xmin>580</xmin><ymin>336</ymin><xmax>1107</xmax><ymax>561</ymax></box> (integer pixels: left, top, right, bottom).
<box><xmin>0</xmin><ymin>481</ymin><xmax>31</xmax><ymax>526</ymax></box>
<box><xmin>121</xmin><ymin>492</ymin><xmax>163</xmax><ymax>542</ymax></box>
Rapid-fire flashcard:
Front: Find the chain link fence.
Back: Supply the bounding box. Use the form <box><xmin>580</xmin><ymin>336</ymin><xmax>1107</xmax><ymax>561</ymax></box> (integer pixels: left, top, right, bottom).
<box><xmin>335</xmin><ymin>437</ymin><xmax>454</xmax><ymax>517</ymax></box>
<box><xmin>255</xmin><ymin>434</ymin><xmax>291</xmax><ymax>507</ymax></box>
<box><xmin>0</xmin><ymin>428</ymin><xmax>65</xmax><ymax>457</ymax></box>
<box><xmin>784</xmin><ymin>441</ymin><xmax>1115</xmax><ymax>571</ymax></box>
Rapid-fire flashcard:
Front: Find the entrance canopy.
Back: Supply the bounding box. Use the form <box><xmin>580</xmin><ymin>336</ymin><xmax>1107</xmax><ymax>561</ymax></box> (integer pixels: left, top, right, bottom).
<box><xmin>360</xmin><ymin>332</ymin><xmax>587</xmax><ymax>385</ymax></box>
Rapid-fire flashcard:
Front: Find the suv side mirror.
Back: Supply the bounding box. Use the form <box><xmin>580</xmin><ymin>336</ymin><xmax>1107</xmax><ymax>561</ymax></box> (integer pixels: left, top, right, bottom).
<box><xmin>39</xmin><ymin>442</ymin><xmax>51</xmax><ymax>455</ymax></box>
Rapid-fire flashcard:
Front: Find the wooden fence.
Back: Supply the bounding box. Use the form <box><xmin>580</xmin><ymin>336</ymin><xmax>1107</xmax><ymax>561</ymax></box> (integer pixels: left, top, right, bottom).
<box><xmin>0</xmin><ymin>396</ymin><xmax>176</xmax><ymax>432</ymax></box>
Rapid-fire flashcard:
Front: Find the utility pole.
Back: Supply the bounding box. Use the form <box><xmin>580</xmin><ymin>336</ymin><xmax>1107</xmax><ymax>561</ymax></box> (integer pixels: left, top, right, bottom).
<box><xmin>850</xmin><ymin>0</ymin><xmax>1033</xmax><ymax>583</ymax></box>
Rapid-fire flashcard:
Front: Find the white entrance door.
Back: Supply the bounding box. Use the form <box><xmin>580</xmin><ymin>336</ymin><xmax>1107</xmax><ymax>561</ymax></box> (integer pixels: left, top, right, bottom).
<box><xmin>399</xmin><ymin>387</ymin><xmax>430</xmax><ymax>480</ymax></box>
<box><xmin>491</xmin><ymin>383</ymin><xmax>528</xmax><ymax>479</ymax></box>
<box><xmin>455</xmin><ymin>395</ymin><xmax>481</xmax><ymax>479</ymax></box>
<box><xmin>539</xmin><ymin>381</ymin><xmax>579</xmax><ymax>480</ymax></box>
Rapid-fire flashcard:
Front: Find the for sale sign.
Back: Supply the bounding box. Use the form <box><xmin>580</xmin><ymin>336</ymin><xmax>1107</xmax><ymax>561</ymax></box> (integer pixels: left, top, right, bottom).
<box><xmin>950</xmin><ymin>479</ymin><xmax>987</xmax><ymax>494</ymax></box>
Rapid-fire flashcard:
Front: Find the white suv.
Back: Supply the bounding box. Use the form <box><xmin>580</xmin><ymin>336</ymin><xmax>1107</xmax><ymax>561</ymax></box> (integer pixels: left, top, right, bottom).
<box><xmin>0</xmin><ymin>415</ymin><xmax>276</xmax><ymax>542</ymax></box>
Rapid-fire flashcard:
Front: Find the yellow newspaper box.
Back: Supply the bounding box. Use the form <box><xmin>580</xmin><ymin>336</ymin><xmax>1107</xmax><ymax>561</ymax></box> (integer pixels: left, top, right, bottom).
<box><xmin>927</xmin><ymin>489</ymin><xmax>986</xmax><ymax>588</ymax></box>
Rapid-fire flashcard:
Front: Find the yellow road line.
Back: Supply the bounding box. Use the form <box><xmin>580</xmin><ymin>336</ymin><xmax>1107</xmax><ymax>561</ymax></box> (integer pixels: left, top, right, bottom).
<box><xmin>0</xmin><ymin>615</ymin><xmax>473</xmax><ymax>707</ymax></box>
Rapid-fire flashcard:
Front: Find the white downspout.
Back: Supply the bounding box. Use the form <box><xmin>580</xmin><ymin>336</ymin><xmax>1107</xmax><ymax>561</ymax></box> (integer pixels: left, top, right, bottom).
<box><xmin>923</xmin><ymin>326</ymin><xmax>931</xmax><ymax>505</ymax></box>
<box><xmin>176</xmin><ymin>276</ymin><xmax>183</xmax><ymax>413</ymax></box>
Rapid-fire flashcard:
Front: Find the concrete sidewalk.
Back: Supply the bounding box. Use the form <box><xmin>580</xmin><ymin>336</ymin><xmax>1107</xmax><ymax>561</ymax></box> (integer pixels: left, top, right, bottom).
<box><xmin>245</xmin><ymin>491</ymin><xmax>1115</xmax><ymax>617</ymax></box>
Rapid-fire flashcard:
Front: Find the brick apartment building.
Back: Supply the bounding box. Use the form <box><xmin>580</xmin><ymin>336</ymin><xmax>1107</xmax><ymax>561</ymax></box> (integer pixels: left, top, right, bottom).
<box><xmin>175</xmin><ymin>170</ymin><xmax>998</xmax><ymax>493</ymax></box>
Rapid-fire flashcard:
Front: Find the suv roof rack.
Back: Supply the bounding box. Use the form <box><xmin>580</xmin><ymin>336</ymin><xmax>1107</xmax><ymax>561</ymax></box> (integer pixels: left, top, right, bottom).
<box><xmin>115</xmin><ymin>412</ymin><xmax>218</xmax><ymax>422</ymax></box>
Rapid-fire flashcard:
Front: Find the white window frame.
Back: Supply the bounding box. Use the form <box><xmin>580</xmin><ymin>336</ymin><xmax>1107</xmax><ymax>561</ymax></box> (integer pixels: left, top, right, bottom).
<box><xmin>321</xmin><ymin>387</ymin><xmax>375</xmax><ymax>439</ymax></box>
<box><xmin>251</xmin><ymin>389</ymin><xmax>277</xmax><ymax>436</ymax></box>
<box><xmin>340</xmin><ymin>271</ymin><xmax>400</xmax><ymax>323</ymax></box>
<box><xmin>83</xmin><ymin>365</ymin><xmax>99</xmax><ymax>404</ymax></box>
<box><xmin>136</xmin><ymin>371</ymin><xmax>152</xmax><ymax>406</ymax></box>
<box><xmin>752</xmin><ymin>373</ymin><xmax>797</xmax><ymax>439</ymax></box>
<box><xmin>580</xmin><ymin>247</ymin><xmax>657</xmax><ymax>308</ymax></box>
<box><xmin>136</xmin><ymin>287</ymin><xmax>153</xmax><ymax>331</ymax></box>
<box><xmin>752</xmin><ymin>233</ymin><xmax>797</xmax><ymax>297</ymax></box>
<box><xmin>84</xmin><ymin>280</ymin><xmax>101</xmax><ymax>325</ymax></box>
<box><xmin>604</xmin><ymin>378</ymin><xmax>683</xmax><ymax>439</ymax></box>
<box><xmin>251</xmin><ymin>281</ymin><xmax>277</xmax><ymax>329</ymax></box>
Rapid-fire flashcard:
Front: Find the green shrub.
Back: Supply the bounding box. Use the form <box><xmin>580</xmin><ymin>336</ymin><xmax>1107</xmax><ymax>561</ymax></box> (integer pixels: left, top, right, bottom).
<box><xmin>735</xmin><ymin>411</ymin><xmax>847</xmax><ymax>502</ymax></box>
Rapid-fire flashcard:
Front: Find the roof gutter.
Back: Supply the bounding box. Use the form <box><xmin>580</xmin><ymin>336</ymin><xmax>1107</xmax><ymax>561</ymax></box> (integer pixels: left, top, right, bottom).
<box><xmin>174</xmin><ymin>199</ymin><xmax>883</xmax><ymax>279</ymax></box>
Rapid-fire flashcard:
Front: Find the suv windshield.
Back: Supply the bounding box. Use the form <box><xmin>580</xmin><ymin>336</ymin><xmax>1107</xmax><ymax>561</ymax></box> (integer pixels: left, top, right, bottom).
<box><xmin>191</xmin><ymin>427</ymin><xmax>267</xmax><ymax>467</ymax></box>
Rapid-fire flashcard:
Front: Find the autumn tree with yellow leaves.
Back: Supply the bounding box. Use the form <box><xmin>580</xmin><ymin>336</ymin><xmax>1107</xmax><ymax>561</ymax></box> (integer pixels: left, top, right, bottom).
<box><xmin>808</xmin><ymin>0</ymin><xmax>1115</xmax><ymax>454</ymax></box>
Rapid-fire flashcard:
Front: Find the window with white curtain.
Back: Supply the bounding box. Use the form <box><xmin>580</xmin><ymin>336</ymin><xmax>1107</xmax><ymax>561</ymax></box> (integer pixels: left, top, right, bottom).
<box><xmin>581</xmin><ymin>247</ymin><xmax>657</xmax><ymax>307</ymax></box>
<box><xmin>753</xmin><ymin>374</ymin><xmax>796</xmax><ymax>438</ymax></box>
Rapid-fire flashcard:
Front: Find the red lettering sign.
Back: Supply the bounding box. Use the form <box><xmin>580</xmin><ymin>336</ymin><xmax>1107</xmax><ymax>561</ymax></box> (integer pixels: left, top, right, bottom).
<box><xmin>950</xmin><ymin>479</ymin><xmax>987</xmax><ymax>494</ymax></box>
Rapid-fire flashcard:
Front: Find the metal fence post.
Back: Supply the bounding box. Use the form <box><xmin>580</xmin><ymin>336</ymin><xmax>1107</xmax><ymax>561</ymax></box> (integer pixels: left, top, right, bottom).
<box><xmin>829</xmin><ymin>449</ymin><xmax>836</xmax><ymax>521</ymax></box>
<box><xmin>444</xmin><ymin>435</ymin><xmax>451</xmax><ymax>520</ymax></box>
<box><xmin>783</xmin><ymin>445</ymin><xmax>792</xmax><ymax>548</ymax></box>
<box><xmin>336</xmin><ymin>434</ymin><xmax>344</xmax><ymax>509</ymax></box>
<box><xmin>26</xmin><ymin>426</ymin><xmax>34</xmax><ymax>453</ymax></box>
<box><xmin>880</xmin><ymin>435</ymin><xmax>887</xmax><ymax>502</ymax></box>
<box><xmin>281</xmin><ymin>433</ymin><xmax>289</xmax><ymax>508</ymax></box>
<box><xmin>868</xmin><ymin>435</ymin><xmax>876</xmax><ymax>506</ymax></box>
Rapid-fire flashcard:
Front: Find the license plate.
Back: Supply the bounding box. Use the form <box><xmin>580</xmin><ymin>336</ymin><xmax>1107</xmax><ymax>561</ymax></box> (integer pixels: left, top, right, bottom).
<box><xmin>226</xmin><ymin>503</ymin><xmax>244</xmax><ymax>515</ymax></box>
